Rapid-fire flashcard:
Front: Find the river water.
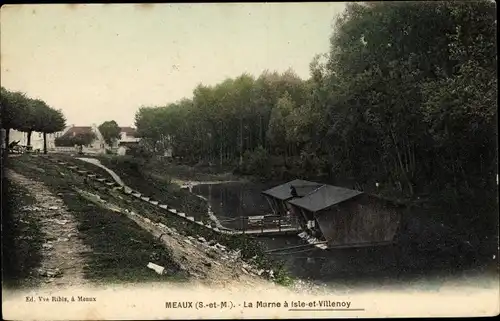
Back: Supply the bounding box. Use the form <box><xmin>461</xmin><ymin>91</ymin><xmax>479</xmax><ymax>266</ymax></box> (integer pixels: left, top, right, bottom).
<box><xmin>190</xmin><ymin>181</ymin><xmax>499</xmax><ymax>289</ymax></box>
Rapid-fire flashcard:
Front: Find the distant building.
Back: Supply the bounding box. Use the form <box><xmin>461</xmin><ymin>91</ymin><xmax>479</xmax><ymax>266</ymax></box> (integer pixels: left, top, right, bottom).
<box><xmin>55</xmin><ymin>124</ymin><xmax>106</xmax><ymax>154</ymax></box>
<box><xmin>8</xmin><ymin>128</ymin><xmax>66</xmax><ymax>152</ymax></box>
<box><xmin>118</xmin><ymin>127</ymin><xmax>140</xmax><ymax>144</ymax></box>
<box><xmin>115</xmin><ymin>126</ymin><xmax>141</xmax><ymax>155</ymax></box>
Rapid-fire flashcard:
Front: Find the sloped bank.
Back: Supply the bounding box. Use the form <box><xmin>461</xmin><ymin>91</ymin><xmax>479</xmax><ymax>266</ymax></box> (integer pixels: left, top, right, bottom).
<box><xmin>8</xmin><ymin>156</ymin><xmax>184</xmax><ymax>284</ymax></box>
<box><xmin>42</xmin><ymin>155</ymin><xmax>295</xmax><ymax>286</ymax></box>
<box><xmin>70</xmin><ymin>155</ymin><xmax>210</xmax><ymax>223</ymax></box>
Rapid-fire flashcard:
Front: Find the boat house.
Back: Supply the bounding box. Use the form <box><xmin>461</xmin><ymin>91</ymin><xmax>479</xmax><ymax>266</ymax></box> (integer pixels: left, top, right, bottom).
<box><xmin>287</xmin><ymin>185</ymin><xmax>403</xmax><ymax>248</ymax></box>
<box><xmin>262</xmin><ymin>180</ymin><xmax>404</xmax><ymax>249</ymax></box>
<box><xmin>261</xmin><ymin>179</ymin><xmax>323</xmax><ymax>216</ymax></box>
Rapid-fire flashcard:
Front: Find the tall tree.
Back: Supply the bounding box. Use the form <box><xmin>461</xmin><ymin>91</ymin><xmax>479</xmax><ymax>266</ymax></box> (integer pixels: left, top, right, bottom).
<box><xmin>18</xmin><ymin>99</ymin><xmax>49</xmax><ymax>149</ymax></box>
<box><xmin>98</xmin><ymin>120</ymin><xmax>121</xmax><ymax>147</ymax></box>
<box><xmin>40</xmin><ymin>108</ymin><xmax>66</xmax><ymax>154</ymax></box>
<box><xmin>1</xmin><ymin>88</ymin><xmax>29</xmax><ymax>151</ymax></box>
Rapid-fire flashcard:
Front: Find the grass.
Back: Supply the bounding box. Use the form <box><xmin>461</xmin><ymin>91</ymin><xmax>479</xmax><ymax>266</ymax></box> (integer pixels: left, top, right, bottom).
<box><xmin>13</xmin><ymin>155</ymin><xmax>296</xmax><ymax>286</ymax></box>
<box><xmin>76</xmin><ymin>155</ymin><xmax>210</xmax><ymax>222</ymax></box>
<box><xmin>100</xmin><ymin>183</ymin><xmax>295</xmax><ymax>286</ymax></box>
<box><xmin>2</xmin><ymin>177</ymin><xmax>44</xmax><ymax>289</ymax></box>
<box><xmin>103</xmin><ymin>155</ymin><xmax>240</xmax><ymax>182</ymax></box>
<box><xmin>8</xmin><ymin>155</ymin><xmax>188</xmax><ymax>285</ymax></box>
<box><xmin>51</xmin><ymin>154</ymin><xmax>210</xmax><ymax>223</ymax></box>
<box><xmin>59</xmin><ymin>192</ymin><xmax>185</xmax><ymax>284</ymax></box>
<box><xmin>55</xmin><ymin>155</ymin><xmax>295</xmax><ymax>285</ymax></box>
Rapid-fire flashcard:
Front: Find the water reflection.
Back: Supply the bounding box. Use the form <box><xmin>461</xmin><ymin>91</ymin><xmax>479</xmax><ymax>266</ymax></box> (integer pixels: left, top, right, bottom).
<box><xmin>190</xmin><ymin>182</ymin><xmax>491</xmax><ymax>284</ymax></box>
<box><xmin>192</xmin><ymin>182</ymin><xmax>272</xmax><ymax>218</ymax></box>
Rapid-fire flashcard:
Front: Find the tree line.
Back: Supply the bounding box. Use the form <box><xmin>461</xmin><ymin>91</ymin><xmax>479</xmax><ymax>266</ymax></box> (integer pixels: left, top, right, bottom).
<box><xmin>54</xmin><ymin>120</ymin><xmax>123</xmax><ymax>153</ymax></box>
<box><xmin>136</xmin><ymin>1</ymin><xmax>496</xmax><ymax>190</ymax></box>
<box><xmin>1</xmin><ymin>87</ymin><xmax>66</xmax><ymax>154</ymax></box>
<box><xmin>138</xmin><ymin>2</ymin><xmax>498</xmax><ymax>236</ymax></box>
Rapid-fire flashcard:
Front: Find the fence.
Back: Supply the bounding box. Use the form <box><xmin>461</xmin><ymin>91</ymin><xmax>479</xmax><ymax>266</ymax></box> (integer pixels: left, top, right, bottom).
<box><xmin>53</xmin><ymin>146</ymin><xmax>106</xmax><ymax>154</ymax></box>
<box><xmin>222</xmin><ymin>214</ymin><xmax>301</xmax><ymax>234</ymax></box>
<box><xmin>54</xmin><ymin>146</ymin><xmax>77</xmax><ymax>153</ymax></box>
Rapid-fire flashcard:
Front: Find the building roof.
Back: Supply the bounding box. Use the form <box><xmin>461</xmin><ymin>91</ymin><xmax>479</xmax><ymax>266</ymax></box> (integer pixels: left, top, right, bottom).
<box><xmin>63</xmin><ymin>126</ymin><xmax>93</xmax><ymax>137</ymax></box>
<box><xmin>118</xmin><ymin>141</ymin><xmax>139</xmax><ymax>147</ymax></box>
<box><xmin>262</xmin><ymin>179</ymin><xmax>324</xmax><ymax>201</ymax></box>
<box><xmin>120</xmin><ymin>127</ymin><xmax>137</xmax><ymax>136</ymax></box>
<box><xmin>288</xmin><ymin>184</ymin><xmax>363</xmax><ymax>213</ymax></box>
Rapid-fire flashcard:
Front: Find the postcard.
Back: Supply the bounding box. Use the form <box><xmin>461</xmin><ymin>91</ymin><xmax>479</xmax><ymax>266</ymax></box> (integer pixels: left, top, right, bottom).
<box><xmin>1</xmin><ymin>2</ymin><xmax>498</xmax><ymax>319</ymax></box>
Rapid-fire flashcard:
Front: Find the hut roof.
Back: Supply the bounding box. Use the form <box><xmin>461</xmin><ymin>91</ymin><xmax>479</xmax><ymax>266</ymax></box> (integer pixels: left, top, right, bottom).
<box><xmin>288</xmin><ymin>184</ymin><xmax>363</xmax><ymax>213</ymax></box>
<box><xmin>120</xmin><ymin>127</ymin><xmax>137</xmax><ymax>136</ymax></box>
<box><xmin>261</xmin><ymin>179</ymin><xmax>323</xmax><ymax>201</ymax></box>
<box><xmin>64</xmin><ymin>126</ymin><xmax>93</xmax><ymax>137</ymax></box>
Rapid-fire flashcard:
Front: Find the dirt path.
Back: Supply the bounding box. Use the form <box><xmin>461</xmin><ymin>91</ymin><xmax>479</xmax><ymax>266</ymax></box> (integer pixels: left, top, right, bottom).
<box><xmin>8</xmin><ymin>170</ymin><xmax>91</xmax><ymax>287</ymax></box>
<box><xmin>74</xmin><ymin>188</ymin><xmax>275</xmax><ymax>288</ymax></box>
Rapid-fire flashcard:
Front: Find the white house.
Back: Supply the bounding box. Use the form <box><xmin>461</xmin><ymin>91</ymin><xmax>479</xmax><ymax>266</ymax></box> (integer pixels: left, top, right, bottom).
<box><xmin>54</xmin><ymin>124</ymin><xmax>107</xmax><ymax>154</ymax></box>
<box><xmin>7</xmin><ymin>127</ymin><xmax>67</xmax><ymax>152</ymax></box>
<box><xmin>115</xmin><ymin>127</ymin><xmax>140</xmax><ymax>156</ymax></box>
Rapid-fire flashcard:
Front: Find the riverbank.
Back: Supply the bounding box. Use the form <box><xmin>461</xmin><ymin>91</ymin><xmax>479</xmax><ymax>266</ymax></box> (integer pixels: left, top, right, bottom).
<box><xmin>39</xmin><ymin>154</ymin><xmax>498</xmax><ymax>284</ymax></box>
<box><xmin>66</xmin><ymin>153</ymin><xmax>497</xmax><ymax>255</ymax></box>
<box><xmin>5</xmin><ymin>154</ymin><xmax>291</xmax><ymax>289</ymax></box>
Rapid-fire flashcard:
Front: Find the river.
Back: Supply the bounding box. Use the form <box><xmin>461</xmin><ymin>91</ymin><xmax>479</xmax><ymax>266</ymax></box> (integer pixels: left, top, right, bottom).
<box><xmin>190</xmin><ymin>181</ymin><xmax>498</xmax><ymax>290</ymax></box>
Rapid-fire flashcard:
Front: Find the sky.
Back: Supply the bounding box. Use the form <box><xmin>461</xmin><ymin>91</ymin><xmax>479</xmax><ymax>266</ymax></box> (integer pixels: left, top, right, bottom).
<box><xmin>1</xmin><ymin>3</ymin><xmax>346</xmax><ymax>127</ymax></box>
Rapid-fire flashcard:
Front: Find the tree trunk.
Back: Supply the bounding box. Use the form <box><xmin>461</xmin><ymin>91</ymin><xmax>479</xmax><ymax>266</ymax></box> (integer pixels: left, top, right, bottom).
<box><xmin>239</xmin><ymin>117</ymin><xmax>243</xmax><ymax>166</ymax></box>
<box><xmin>43</xmin><ymin>132</ymin><xmax>48</xmax><ymax>154</ymax></box>
<box><xmin>27</xmin><ymin>130</ymin><xmax>32</xmax><ymax>149</ymax></box>
<box><xmin>4</xmin><ymin>128</ymin><xmax>10</xmax><ymax>154</ymax></box>
<box><xmin>220</xmin><ymin>121</ymin><xmax>223</xmax><ymax>166</ymax></box>
<box><xmin>390</xmin><ymin>130</ymin><xmax>413</xmax><ymax>195</ymax></box>
<box><xmin>259</xmin><ymin>115</ymin><xmax>263</xmax><ymax>147</ymax></box>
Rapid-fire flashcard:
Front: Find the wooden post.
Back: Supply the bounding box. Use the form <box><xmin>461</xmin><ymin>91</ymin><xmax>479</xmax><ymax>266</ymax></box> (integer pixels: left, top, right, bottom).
<box><xmin>279</xmin><ymin>216</ymin><xmax>281</xmax><ymax>232</ymax></box>
<box><xmin>261</xmin><ymin>218</ymin><xmax>264</xmax><ymax>234</ymax></box>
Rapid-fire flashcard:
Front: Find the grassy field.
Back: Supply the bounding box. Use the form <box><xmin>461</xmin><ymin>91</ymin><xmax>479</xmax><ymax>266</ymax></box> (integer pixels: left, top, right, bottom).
<box><xmin>7</xmin><ymin>155</ymin><xmax>187</xmax><ymax>285</ymax></box>
<box><xmin>54</xmin><ymin>154</ymin><xmax>211</xmax><ymax>223</ymax></box>
<box><xmin>8</xmin><ymin>155</ymin><xmax>294</xmax><ymax>286</ymax></box>
<box><xmin>2</xmin><ymin>178</ymin><xmax>44</xmax><ymax>289</ymax></box>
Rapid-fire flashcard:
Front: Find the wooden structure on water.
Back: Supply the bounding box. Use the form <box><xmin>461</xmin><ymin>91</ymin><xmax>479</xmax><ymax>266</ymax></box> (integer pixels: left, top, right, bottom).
<box><xmin>262</xmin><ymin>180</ymin><xmax>404</xmax><ymax>249</ymax></box>
<box><xmin>47</xmin><ymin>155</ymin><xmax>400</xmax><ymax>243</ymax></box>
<box><xmin>262</xmin><ymin>179</ymin><xmax>323</xmax><ymax>216</ymax></box>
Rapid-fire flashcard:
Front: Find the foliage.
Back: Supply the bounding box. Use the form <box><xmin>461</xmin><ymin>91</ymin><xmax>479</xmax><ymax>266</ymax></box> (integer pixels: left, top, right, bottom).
<box><xmin>240</xmin><ymin>145</ymin><xmax>271</xmax><ymax>177</ymax></box>
<box><xmin>1</xmin><ymin>88</ymin><xmax>29</xmax><ymax>132</ymax></box>
<box><xmin>55</xmin><ymin>131</ymin><xmax>96</xmax><ymax>148</ymax></box>
<box><xmin>40</xmin><ymin>108</ymin><xmax>66</xmax><ymax>134</ymax></box>
<box><xmin>127</xmin><ymin>144</ymin><xmax>153</xmax><ymax>160</ymax></box>
<box><xmin>132</xmin><ymin>1</ymin><xmax>497</xmax><ymax>241</ymax></box>
<box><xmin>53</xmin><ymin>135</ymin><xmax>74</xmax><ymax>147</ymax></box>
<box><xmin>134</xmin><ymin>71</ymin><xmax>310</xmax><ymax>165</ymax></box>
<box><xmin>1</xmin><ymin>87</ymin><xmax>66</xmax><ymax>152</ymax></box>
<box><xmin>98</xmin><ymin>120</ymin><xmax>121</xmax><ymax>146</ymax></box>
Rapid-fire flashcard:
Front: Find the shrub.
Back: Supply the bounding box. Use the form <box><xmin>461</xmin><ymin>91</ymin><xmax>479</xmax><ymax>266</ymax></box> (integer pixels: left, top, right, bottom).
<box><xmin>127</xmin><ymin>145</ymin><xmax>153</xmax><ymax>159</ymax></box>
<box><xmin>240</xmin><ymin>146</ymin><xmax>270</xmax><ymax>177</ymax></box>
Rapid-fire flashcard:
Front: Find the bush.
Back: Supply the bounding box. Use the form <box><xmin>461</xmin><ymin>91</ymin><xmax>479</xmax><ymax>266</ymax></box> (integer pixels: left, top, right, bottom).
<box><xmin>106</xmin><ymin>155</ymin><xmax>145</xmax><ymax>175</ymax></box>
<box><xmin>240</xmin><ymin>146</ymin><xmax>270</xmax><ymax>177</ymax></box>
<box><xmin>54</xmin><ymin>136</ymin><xmax>74</xmax><ymax>147</ymax></box>
<box><xmin>127</xmin><ymin>145</ymin><xmax>153</xmax><ymax>159</ymax></box>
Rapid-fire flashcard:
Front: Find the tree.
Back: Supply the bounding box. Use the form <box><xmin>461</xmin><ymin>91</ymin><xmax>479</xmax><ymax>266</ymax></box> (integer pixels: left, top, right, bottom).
<box><xmin>266</xmin><ymin>92</ymin><xmax>295</xmax><ymax>161</ymax></box>
<box><xmin>17</xmin><ymin>99</ymin><xmax>49</xmax><ymax>149</ymax></box>
<box><xmin>40</xmin><ymin>108</ymin><xmax>66</xmax><ymax>154</ymax></box>
<box><xmin>1</xmin><ymin>88</ymin><xmax>29</xmax><ymax>151</ymax></box>
<box><xmin>323</xmin><ymin>1</ymin><xmax>496</xmax><ymax>194</ymax></box>
<box><xmin>73</xmin><ymin>132</ymin><xmax>96</xmax><ymax>148</ymax></box>
<box><xmin>98</xmin><ymin>120</ymin><xmax>121</xmax><ymax>147</ymax></box>
<box><xmin>55</xmin><ymin>131</ymin><xmax>95</xmax><ymax>153</ymax></box>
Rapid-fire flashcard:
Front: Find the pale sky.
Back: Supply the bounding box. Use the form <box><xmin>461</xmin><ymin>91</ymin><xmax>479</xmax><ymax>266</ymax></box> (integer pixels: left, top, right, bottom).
<box><xmin>1</xmin><ymin>3</ymin><xmax>346</xmax><ymax>127</ymax></box>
